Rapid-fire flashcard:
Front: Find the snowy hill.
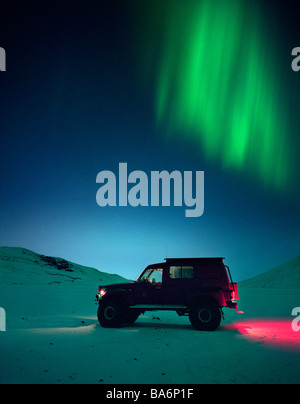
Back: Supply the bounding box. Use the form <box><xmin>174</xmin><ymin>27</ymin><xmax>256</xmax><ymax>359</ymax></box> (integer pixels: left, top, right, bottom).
<box><xmin>240</xmin><ymin>254</ymin><xmax>300</xmax><ymax>288</ymax></box>
<box><xmin>0</xmin><ymin>246</ymin><xmax>129</xmax><ymax>287</ymax></box>
<box><xmin>0</xmin><ymin>246</ymin><xmax>130</xmax><ymax>330</ymax></box>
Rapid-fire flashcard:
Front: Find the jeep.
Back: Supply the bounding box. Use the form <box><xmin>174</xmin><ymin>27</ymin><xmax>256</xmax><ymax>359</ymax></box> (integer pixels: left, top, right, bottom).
<box><xmin>95</xmin><ymin>258</ymin><xmax>243</xmax><ymax>331</ymax></box>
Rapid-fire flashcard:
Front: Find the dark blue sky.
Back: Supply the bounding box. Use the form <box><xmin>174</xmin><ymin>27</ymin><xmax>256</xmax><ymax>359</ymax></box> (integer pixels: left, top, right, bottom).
<box><xmin>0</xmin><ymin>0</ymin><xmax>300</xmax><ymax>281</ymax></box>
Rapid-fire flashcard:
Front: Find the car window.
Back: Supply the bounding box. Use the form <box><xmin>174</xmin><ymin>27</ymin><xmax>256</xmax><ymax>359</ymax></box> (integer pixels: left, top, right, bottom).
<box><xmin>169</xmin><ymin>266</ymin><xmax>194</xmax><ymax>279</ymax></box>
<box><xmin>149</xmin><ymin>268</ymin><xmax>163</xmax><ymax>283</ymax></box>
<box><xmin>140</xmin><ymin>268</ymin><xmax>163</xmax><ymax>283</ymax></box>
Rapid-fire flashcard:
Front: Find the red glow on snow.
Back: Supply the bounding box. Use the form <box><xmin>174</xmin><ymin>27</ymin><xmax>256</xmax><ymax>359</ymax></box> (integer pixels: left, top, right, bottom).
<box><xmin>226</xmin><ymin>319</ymin><xmax>300</xmax><ymax>352</ymax></box>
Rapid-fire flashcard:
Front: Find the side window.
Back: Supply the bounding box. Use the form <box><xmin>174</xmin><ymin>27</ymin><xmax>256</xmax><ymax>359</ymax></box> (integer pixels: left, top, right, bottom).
<box><xmin>182</xmin><ymin>266</ymin><xmax>194</xmax><ymax>278</ymax></box>
<box><xmin>169</xmin><ymin>266</ymin><xmax>194</xmax><ymax>279</ymax></box>
<box><xmin>169</xmin><ymin>266</ymin><xmax>181</xmax><ymax>279</ymax></box>
<box><xmin>149</xmin><ymin>268</ymin><xmax>163</xmax><ymax>283</ymax></box>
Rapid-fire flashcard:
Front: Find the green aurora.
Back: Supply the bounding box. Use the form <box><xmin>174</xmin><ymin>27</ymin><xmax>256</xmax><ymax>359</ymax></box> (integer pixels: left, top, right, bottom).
<box><xmin>135</xmin><ymin>0</ymin><xmax>292</xmax><ymax>190</ymax></box>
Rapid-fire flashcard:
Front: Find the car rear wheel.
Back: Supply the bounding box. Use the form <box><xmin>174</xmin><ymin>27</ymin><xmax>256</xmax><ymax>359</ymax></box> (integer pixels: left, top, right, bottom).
<box><xmin>97</xmin><ymin>298</ymin><xmax>127</xmax><ymax>328</ymax></box>
<box><xmin>189</xmin><ymin>302</ymin><xmax>221</xmax><ymax>331</ymax></box>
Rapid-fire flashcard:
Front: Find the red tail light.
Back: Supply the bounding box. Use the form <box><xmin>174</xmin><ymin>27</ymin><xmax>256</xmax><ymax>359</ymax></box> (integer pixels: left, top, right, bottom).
<box><xmin>232</xmin><ymin>283</ymin><xmax>239</xmax><ymax>300</ymax></box>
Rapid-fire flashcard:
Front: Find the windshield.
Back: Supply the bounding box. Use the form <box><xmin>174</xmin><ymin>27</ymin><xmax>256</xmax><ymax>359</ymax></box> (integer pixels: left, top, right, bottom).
<box><xmin>138</xmin><ymin>268</ymin><xmax>163</xmax><ymax>283</ymax></box>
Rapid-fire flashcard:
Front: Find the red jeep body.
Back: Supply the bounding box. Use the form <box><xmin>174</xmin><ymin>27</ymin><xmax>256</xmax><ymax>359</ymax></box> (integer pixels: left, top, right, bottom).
<box><xmin>96</xmin><ymin>257</ymin><xmax>242</xmax><ymax>330</ymax></box>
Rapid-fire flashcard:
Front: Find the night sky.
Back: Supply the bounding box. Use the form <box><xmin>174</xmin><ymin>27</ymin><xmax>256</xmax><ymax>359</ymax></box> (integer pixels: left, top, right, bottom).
<box><xmin>0</xmin><ymin>0</ymin><xmax>300</xmax><ymax>282</ymax></box>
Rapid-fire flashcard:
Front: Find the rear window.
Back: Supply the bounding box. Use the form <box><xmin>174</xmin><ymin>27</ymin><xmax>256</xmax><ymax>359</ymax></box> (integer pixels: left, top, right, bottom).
<box><xmin>169</xmin><ymin>266</ymin><xmax>194</xmax><ymax>279</ymax></box>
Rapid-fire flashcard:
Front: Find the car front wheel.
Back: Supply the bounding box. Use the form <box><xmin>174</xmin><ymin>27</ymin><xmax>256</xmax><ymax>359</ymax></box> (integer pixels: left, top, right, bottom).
<box><xmin>97</xmin><ymin>297</ymin><xmax>127</xmax><ymax>328</ymax></box>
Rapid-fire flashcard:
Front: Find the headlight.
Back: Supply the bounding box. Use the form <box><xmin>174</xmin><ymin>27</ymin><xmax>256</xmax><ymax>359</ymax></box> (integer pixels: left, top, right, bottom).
<box><xmin>99</xmin><ymin>288</ymin><xmax>106</xmax><ymax>298</ymax></box>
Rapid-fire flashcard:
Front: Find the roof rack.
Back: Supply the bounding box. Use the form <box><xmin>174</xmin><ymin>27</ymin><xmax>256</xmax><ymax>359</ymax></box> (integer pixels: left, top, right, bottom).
<box><xmin>165</xmin><ymin>257</ymin><xmax>225</xmax><ymax>262</ymax></box>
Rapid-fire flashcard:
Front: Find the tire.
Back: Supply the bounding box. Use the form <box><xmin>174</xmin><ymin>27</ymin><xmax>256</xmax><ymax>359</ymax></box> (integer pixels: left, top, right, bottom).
<box><xmin>97</xmin><ymin>297</ymin><xmax>127</xmax><ymax>328</ymax></box>
<box><xmin>189</xmin><ymin>302</ymin><xmax>221</xmax><ymax>331</ymax></box>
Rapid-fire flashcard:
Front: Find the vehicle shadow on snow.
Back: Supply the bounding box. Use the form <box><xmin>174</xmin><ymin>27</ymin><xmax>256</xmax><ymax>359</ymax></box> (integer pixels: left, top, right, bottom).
<box><xmin>129</xmin><ymin>321</ymin><xmax>193</xmax><ymax>331</ymax></box>
<box><xmin>120</xmin><ymin>316</ymin><xmax>242</xmax><ymax>332</ymax></box>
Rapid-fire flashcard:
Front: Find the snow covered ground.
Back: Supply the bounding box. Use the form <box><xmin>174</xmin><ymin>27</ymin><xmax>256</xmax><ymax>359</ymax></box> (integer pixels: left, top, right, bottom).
<box><xmin>0</xmin><ymin>247</ymin><xmax>300</xmax><ymax>384</ymax></box>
